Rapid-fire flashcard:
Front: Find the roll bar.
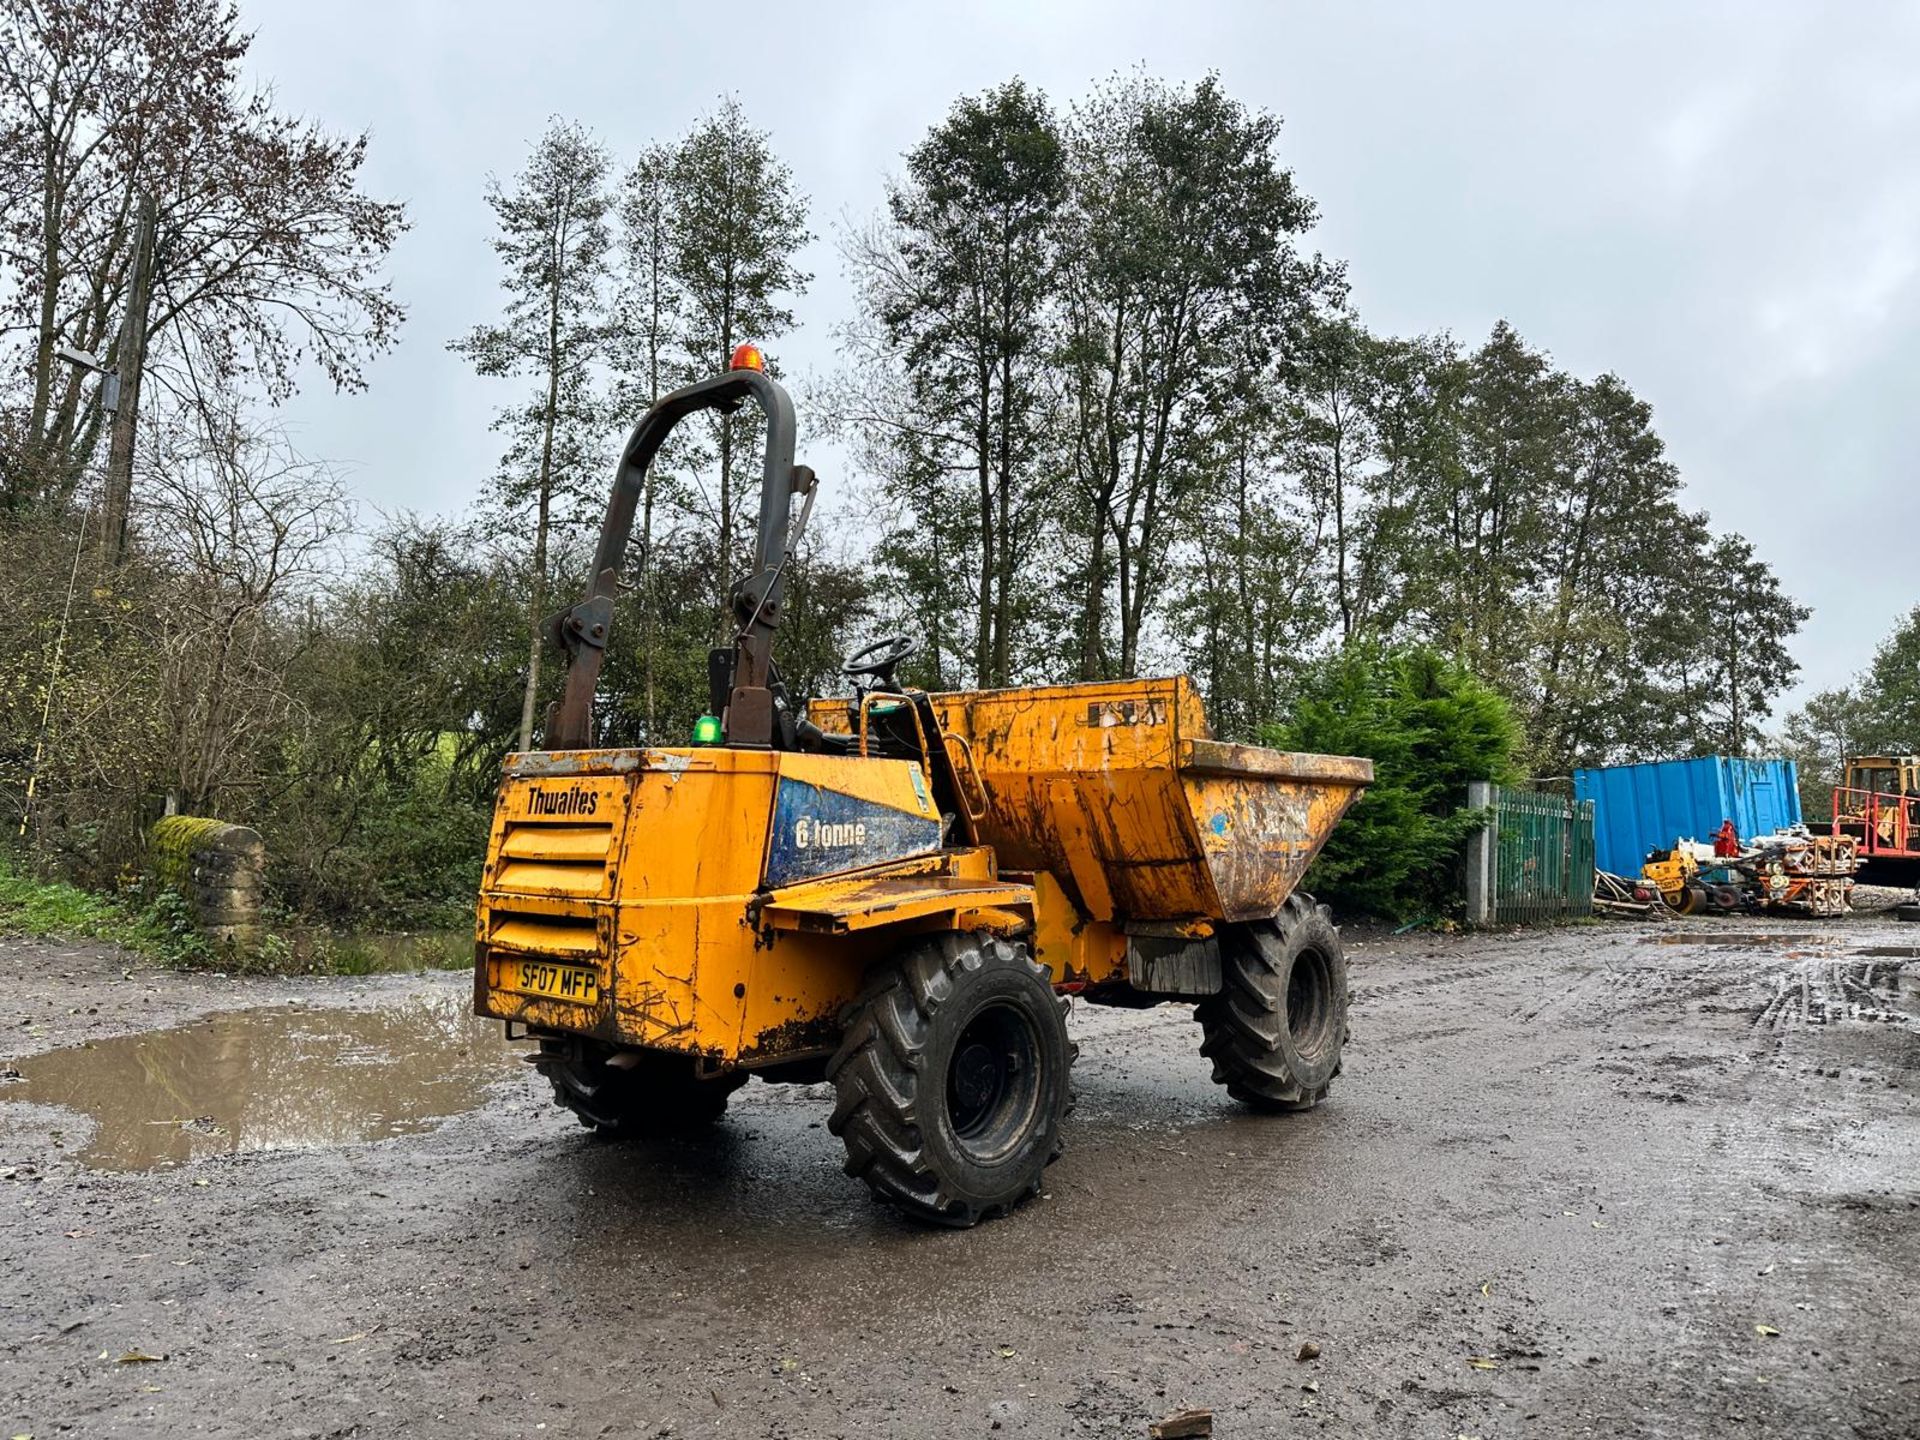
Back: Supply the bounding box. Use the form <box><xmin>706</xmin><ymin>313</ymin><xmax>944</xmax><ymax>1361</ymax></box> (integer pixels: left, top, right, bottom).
<box><xmin>544</xmin><ymin>365</ymin><xmax>815</xmax><ymax>750</ymax></box>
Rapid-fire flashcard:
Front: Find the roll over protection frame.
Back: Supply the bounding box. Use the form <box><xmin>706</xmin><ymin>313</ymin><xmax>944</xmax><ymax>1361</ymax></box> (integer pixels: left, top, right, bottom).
<box><xmin>544</xmin><ymin>366</ymin><xmax>809</xmax><ymax>751</ymax></box>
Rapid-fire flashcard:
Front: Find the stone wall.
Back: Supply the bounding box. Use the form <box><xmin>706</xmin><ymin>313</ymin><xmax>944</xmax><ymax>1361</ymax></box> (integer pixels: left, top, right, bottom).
<box><xmin>147</xmin><ymin>816</ymin><xmax>265</xmax><ymax>947</ymax></box>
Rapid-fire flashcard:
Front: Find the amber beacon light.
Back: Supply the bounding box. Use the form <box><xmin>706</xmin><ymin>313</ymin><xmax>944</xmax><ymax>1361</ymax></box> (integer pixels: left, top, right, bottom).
<box><xmin>729</xmin><ymin>342</ymin><xmax>766</xmax><ymax>372</ymax></box>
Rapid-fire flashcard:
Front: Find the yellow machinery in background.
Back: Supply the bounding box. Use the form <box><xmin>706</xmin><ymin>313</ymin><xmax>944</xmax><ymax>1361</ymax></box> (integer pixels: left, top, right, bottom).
<box><xmin>1640</xmin><ymin>832</ymin><xmax>1858</xmax><ymax>918</ymax></box>
<box><xmin>473</xmin><ymin>350</ymin><xmax>1372</xmax><ymax>1226</ymax></box>
<box><xmin>1832</xmin><ymin>755</ymin><xmax>1920</xmax><ymax>885</ymax></box>
<box><xmin>1641</xmin><ymin>843</ymin><xmax>1707</xmax><ymax>915</ymax></box>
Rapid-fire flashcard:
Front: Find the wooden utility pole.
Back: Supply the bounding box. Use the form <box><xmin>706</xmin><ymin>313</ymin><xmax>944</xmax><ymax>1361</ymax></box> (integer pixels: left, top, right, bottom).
<box><xmin>101</xmin><ymin>192</ymin><xmax>156</xmax><ymax>565</ymax></box>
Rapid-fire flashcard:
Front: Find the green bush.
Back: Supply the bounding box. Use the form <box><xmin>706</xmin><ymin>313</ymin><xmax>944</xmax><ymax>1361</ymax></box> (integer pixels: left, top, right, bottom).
<box><xmin>1262</xmin><ymin>642</ymin><xmax>1522</xmax><ymax>921</ymax></box>
<box><xmin>0</xmin><ymin>851</ymin><xmax>211</xmax><ymax>965</ymax></box>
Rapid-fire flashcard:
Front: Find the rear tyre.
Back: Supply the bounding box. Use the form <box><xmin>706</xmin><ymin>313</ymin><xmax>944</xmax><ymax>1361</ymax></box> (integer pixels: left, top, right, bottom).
<box><xmin>827</xmin><ymin>932</ymin><xmax>1074</xmax><ymax>1228</ymax></box>
<box><xmin>534</xmin><ymin>1039</ymin><xmax>746</xmax><ymax>1137</ymax></box>
<box><xmin>1197</xmin><ymin>892</ymin><xmax>1347</xmax><ymax>1112</ymax></box>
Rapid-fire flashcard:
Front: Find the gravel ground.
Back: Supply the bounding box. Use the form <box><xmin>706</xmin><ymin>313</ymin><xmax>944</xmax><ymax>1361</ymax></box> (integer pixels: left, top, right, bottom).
<box><xmin>1</xmin><ymin>915</ymin><xmax>1917</xmax><ymax>1438</ymax></box>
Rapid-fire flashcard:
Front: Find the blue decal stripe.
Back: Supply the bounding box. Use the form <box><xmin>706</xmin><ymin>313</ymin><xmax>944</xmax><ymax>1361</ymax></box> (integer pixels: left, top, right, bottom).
<box><xmin>763</xmin><ymin>779</ymin><xmax>944</xmax><ymax>888</ymax></box>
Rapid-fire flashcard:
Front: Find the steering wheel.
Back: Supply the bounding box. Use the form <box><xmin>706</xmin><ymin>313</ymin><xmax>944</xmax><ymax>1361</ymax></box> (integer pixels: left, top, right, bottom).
<box><xmin>843</xmin><ymin>634</ymin><xmax>918</xmax><ymax>689</ymax></box>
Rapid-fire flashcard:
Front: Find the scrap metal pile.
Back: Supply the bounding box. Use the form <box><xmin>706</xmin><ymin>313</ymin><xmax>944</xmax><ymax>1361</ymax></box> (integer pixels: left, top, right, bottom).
<box><xmin>1637</xmin><ymin>827</ymin><xmax>1858</xmax><ymax>918</ymax></box>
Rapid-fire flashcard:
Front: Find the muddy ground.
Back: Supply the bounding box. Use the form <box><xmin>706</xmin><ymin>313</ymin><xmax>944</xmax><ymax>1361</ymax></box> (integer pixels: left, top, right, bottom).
<box><xmin>2</xmin><ymin>916</ymin><xmax>1917</xmax><ymax>1439</ymax></box>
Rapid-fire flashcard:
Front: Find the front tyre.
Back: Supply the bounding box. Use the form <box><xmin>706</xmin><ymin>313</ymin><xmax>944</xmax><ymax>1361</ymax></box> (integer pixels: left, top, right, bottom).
<box><xmin>1197</xmin><ymin>891</ymin><xmax>1348</xmax><ymax>1111</ymax></box>
<box><xmin>827</xmin><ymin>932</ymin><xmax>1074</xmax><ymax>1227</ymax></box>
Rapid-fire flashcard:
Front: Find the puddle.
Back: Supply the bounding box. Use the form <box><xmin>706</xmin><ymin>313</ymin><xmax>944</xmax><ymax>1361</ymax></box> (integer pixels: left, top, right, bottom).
<box><xmin>0</xmin><ymin>990</ymin><xmax>519</xmax><ymax>1171</ymax></box>
<box><xmin>1857</xmin><ymin>946</ymin><xmax>1920</xmax><ymax>959</ymax></box>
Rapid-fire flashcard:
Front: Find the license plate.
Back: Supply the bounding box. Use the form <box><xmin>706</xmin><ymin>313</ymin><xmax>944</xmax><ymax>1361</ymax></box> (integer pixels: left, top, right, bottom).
<box><xmin>494</xmin><ymin>958</ymin><xmax>599</xmax><ymax>1005</ymax></box>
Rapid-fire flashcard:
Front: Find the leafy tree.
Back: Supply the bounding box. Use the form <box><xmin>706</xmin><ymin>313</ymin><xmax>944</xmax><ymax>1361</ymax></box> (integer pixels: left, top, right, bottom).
<box><xmin>1679</xmin><ymin>532</ymin><xmax>1808</xmax><ymax>755</ymax></box>
<box><xmin>263</xmin><ymin>516</ymin><xmax>527</xmax><ymax>925</ymax></box>
<box><xmin>1861</xmin><ymin>605</ymin><xmax>1920</xmax><ymax>751</ymax></box>
<box><xmin>845</xmin><ymin>79</ymin><xmax>1066</xmax><ymax>687</ymax></box>
<box><xmin>1264</xmin><ymin>642</ymin><xmax>1521</xmax><ymax>919</ymax></box>
<box><xmin>666</xmin><ymin>97</ymin><xmax>810</xmax><ymax>620</ymax></box>
<box><xmin>608</xmin><ymin>141</ymin><xmax>700</xmax><ymax>738</ymax></box>
<box><xmin>1521</xmin><ymin>373</ymin><xmax>1704</xmax><ymax>772</ymax></box>
<box><xmin>450</xmin><ymin>120</ymin><xmax>613</xmax><ymax>751</ymax></box>
<box><xmin>1169</xmin><ymin>374</ymin><xmax>1324</xmax><ymax>740</ymax></box>
<box><xmin>1060</xmin><ymin>72</ymin><xmax>1328</xmax><ymax>678</ymax></box>
<box><xmin>1288</xmin><ymin>313</ymin><xmax>1380</xmax><ymax>642</ymax></box>
<box><xmin>1781</xmin><ymin>686</ymin><xmax>1873</xmax><ymax>818</ymax></box>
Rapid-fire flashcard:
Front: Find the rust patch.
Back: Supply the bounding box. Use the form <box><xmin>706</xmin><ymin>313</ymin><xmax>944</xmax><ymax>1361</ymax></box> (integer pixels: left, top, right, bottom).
<box><xmin>738</xmin><ymin>1009</ymin><xmax>842</xmax><ymax>1064</ymax></box>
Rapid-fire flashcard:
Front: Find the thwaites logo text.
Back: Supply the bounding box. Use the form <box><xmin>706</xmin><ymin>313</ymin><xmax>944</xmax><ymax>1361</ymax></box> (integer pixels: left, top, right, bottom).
<box><xmin>794</xmin><ymin>817</ymin><xmax>866</xmax><ymax>849</ymax></box>
<box><xmin>527</xmin><ymin>785</ymin><xmax>599</xmax><ymax>817</ymax></box>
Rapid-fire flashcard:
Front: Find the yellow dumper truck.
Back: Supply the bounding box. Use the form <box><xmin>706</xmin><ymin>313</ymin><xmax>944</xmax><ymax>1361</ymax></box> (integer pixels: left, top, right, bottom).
<box><xmin>473</xmin><ymin>350</ymin><xmax>1372</xmax><ymax>1226</ymax></box>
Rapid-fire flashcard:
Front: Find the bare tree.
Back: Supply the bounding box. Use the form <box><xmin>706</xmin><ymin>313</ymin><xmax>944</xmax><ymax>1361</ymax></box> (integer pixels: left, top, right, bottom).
<box><xmin>0</xmin><ymin>0</ymin><xmax>406</xmax><ymax>523</ymax></box>
<box><xmin>139</xmin><ymin>402</ymin><xmax>350</xmax><ymax>811</ymax></box>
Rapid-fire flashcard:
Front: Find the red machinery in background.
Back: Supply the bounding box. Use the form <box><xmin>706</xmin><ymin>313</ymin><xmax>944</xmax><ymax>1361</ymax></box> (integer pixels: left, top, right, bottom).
<box><xmin>1831</xmin><ymin>755</ymin><xmax>1920</xmax><ymax>886</ymax></box>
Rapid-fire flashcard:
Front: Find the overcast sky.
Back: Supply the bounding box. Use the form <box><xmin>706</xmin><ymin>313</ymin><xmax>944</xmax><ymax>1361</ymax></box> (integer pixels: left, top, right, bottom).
<box><xmin>246</xmin><ymin>1</ymin><xmax>1920</xmax><ymax>711</ymax></box>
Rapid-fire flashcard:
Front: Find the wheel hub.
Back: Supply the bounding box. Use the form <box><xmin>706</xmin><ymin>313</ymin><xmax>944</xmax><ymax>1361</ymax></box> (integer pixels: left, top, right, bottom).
<box><xmin>944</xmin><ymin>1002</ymin><xmax>1041</xmax><ymax>1160</ymax></box>
<box><xmin>952</xmin><ymin>1042</ymin><xmax>1001</xmax><ymax>1113</ymax></box>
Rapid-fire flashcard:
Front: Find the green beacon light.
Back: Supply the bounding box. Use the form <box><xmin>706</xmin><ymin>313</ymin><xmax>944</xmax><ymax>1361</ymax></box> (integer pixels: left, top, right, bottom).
<box><xmin>691</xmin><ymin>714</ymin><xmax>723</xmax><ymax>746</ymax></box>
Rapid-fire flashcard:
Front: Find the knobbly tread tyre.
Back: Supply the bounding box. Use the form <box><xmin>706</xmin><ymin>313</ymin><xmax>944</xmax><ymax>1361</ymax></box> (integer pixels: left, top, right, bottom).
<box><xmin>535</xmin><ymin>1039</ymin><xmax>745</xmax><ymax>1137</ymax></box>
<box><xmin>1197</xmin><ymin>891</ymin><xmax>1348</xmax><ymax>1112</ymax></box>
<box><xmin>825</xmin><ymin>932</ymin><xmax>1074</xmax><ymax>1228</ymax></box>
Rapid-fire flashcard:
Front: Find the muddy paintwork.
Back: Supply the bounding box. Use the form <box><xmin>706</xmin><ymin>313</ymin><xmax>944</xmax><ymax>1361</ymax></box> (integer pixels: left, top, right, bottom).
<box><xmin>923</xmin><ymin>678</ymin><xmax>1371</xmax><ymax>924</ymax></box>
<box><xmin>475</xmin><ymin>747</ymin><xmax>943</xmax><ymax>1065</ymax></box>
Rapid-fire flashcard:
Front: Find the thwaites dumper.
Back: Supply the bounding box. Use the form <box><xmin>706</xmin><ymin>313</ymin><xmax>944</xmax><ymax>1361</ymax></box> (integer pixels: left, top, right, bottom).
<box><xmin>473</xmin><ymin>351</ymin><xmax>1373</xmax><ymax>1226</ymax></box>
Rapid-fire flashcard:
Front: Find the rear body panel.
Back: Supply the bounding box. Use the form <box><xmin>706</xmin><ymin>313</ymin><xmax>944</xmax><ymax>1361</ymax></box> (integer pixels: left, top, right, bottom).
<box><xmin>475</xmin><ymin>747</ymin><xmax>953</xmax><ymax>1065</ymax></box>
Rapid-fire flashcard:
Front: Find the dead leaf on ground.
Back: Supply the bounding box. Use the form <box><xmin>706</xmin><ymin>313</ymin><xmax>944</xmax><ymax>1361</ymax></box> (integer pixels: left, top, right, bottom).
<box><xmin>330</xmin><ymin>1333</ymin><xmax>367</xmax><ymax>1345</ymax></box>
<box><xmin>1296</xmin><ymin>1341</ymin><xmax>1321</xmax><ymax>1361</ymax></box>
<box><xmin>115</xmin><ymin>1351</ymin><xmax>165</xmax><ymax>1364</ymax></box>
<box><xmin>1479</xmin><ymin>1280</ymin><xmax>1491</xmax><ymax>1299</ymax></box>
<box><xmin>1467</xmin><ymin>1355</ymin><xmax>1499</xmax><ymax>1371</ymax></box>
<box><xmin>1301</xmin><ymin>1379</ymin><xmax>1320</xmax><ymax>1393</ymax></box>
<box><xmin>1755</xmin><ymin>1325</ymin><xmax>1780</xmax><ymax>1338</ymax></box>
<box><xmin>1148</xmin><ymin>1407</ymin><xmax>1212</xmax><ymax>1439</ymax></box>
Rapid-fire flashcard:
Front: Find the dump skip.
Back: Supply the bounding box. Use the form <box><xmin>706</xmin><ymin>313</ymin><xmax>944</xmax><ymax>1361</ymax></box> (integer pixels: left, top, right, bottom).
<box><xmin>0</xmin><ymin>989</ymin><xmax>518</xmax><ymax>1171</ymax></box>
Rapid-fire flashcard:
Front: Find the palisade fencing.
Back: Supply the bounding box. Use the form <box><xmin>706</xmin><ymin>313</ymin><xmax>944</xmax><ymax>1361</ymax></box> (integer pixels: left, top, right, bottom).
<box><xmin>1465</xmin><ymin>782</ymin><xmax>1595</xmax><ymax>924</ymax></box>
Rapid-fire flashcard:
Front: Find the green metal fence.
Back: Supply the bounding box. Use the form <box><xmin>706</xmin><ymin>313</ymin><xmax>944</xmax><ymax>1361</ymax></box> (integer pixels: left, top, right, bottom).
<box><xmin>1465</xmin><ymin>783</ymin><xmax>1595</xmax><ymax>924</ymax></box>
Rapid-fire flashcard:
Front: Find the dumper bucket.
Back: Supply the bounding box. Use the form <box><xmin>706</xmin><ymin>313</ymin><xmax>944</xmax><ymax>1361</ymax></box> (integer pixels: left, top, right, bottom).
<box><xmin>928</xmin><ymin>677</ymin><xmax>1372</xmax><ymax>924</ymax></box>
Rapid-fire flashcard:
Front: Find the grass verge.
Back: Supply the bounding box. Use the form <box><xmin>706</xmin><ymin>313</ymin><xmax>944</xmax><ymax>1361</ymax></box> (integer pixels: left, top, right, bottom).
<box><xmin>0</xmin><ymin>854</ymin><xmax>211</xmax><ymax>965</ymax></box>
<box><xmin>1</xmin><ymin>855</ymin><xmax>470</xmax><ymax>974</ymax></box>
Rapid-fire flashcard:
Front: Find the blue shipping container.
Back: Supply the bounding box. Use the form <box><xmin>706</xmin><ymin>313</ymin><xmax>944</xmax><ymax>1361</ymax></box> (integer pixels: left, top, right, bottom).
<box><xmin>1574</xmin><ymin>756</ymin><xmax>1802</xmax><ymax>877</ymax></box>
